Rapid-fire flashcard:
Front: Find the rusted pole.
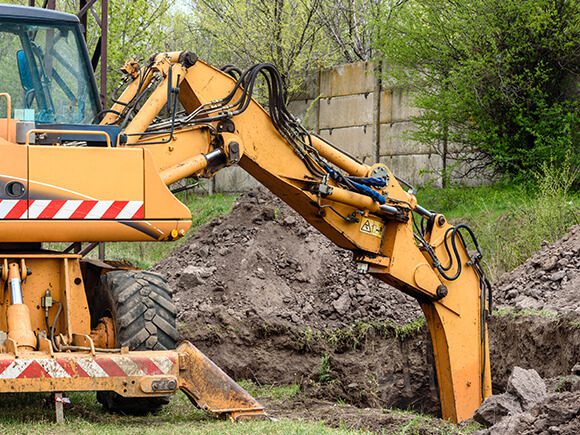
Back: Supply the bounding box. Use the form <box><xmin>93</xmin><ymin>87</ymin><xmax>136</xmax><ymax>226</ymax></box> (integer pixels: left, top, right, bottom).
<box><xmin>79</xmin><ymin>0</ymin><xmax>87</xmax><ymax>39</ymax></box>
<box><xmin>100</xmin><ymin>0</ymin><xmax>108</xmax><ymax>107</ymax></box>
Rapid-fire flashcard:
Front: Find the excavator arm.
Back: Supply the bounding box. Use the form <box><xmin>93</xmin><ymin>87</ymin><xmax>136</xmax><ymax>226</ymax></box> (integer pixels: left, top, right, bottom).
<box><xmin>100</xmin><ymin>52</ymin><xmax>492</xmax><ymax>423</ymax></box>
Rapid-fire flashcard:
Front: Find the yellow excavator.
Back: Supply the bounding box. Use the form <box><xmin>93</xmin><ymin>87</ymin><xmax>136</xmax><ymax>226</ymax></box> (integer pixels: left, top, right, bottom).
<box><xmin>0</xmin><ymin>4</ymin><xmax>492</xmax><ymax>423</ymax></box>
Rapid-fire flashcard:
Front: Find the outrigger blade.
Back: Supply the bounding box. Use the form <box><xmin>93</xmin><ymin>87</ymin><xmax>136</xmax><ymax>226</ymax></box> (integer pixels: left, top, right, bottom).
<box><xmin>177</xmin><ymin>341</ymin><xmax>267</xmax><ymax>421</ymax></box>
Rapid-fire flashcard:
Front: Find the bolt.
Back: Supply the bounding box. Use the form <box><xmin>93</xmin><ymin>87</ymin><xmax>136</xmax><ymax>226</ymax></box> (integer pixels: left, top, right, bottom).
<box><xmin>437</xmin><ymin>216</ymin><xmax>446</xmax><ymax>226</ymax></box>
<box><xmin>436</xmin><ymin>285</ymin><xmax>448</xmax><ymax>299</ymax></box>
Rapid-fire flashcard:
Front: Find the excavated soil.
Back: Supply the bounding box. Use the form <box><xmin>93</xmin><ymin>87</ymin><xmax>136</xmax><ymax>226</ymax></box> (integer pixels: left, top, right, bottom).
<box><xmin>154</xmin><ymin>190</ymin><xmax>421</xmax><ymax>329</ymax></box>
<box><xmin>152</xmin><ymin>189</ymin><xmax>580</xmax><ymax>432</ymax></box>
<box><xmin>494</xmin><ymin>225</ymin><xmax>580</xmax><ymax>314</ymax></box>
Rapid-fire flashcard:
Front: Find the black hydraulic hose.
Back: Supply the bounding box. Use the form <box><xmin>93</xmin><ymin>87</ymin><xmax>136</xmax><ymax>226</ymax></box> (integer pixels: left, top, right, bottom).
<box><xmin>437</xmin><ymin>223</ymin><xmax>483</xmax><ymax>281</ymax></box>
<box><xmin>50</xmin><ymin>301</ymin><xmax>63</xmax><ymax>351</ymax></box>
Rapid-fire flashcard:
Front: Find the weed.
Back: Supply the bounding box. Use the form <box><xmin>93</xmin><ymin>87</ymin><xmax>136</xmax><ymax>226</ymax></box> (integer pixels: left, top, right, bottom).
<box><xmin>299</xmin><ymin>327</ymin><xmax>315</xmax><ymax>350</ymax></box>
<box><xmin>298</xmin><ymin>317</ymin><xmax>427</xmax><ymax>352</ymax></box>
<box><xmin>417</xmin><ymin>179</ymin><xmax>579</xmax><ymax>281</ymax></box>
<box><xmin>237</xmin><ymin>380</ymin><xmax>300</xmax><ymax>400</ymax></box>
<box><xmin>318</xmin><ymin>353</ymin><xmax>332</xmax><ymax>383</ymax></box>
<box><xmin>393</xmin><ymin>318</ymin><xmax>426</xmax><ymax>340</ymax></box>
<box><xmin>554</xmin><ymin>376</ymin><xmax>578</xmax><ymax>393</ymax></box>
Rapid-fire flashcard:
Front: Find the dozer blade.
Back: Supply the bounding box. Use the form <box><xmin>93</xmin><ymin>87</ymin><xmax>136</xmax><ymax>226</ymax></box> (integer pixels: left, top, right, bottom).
<box><xmin>177</xmin><ymin>341</ymin><xmax>267</xmax><ymax>421</ymax></box>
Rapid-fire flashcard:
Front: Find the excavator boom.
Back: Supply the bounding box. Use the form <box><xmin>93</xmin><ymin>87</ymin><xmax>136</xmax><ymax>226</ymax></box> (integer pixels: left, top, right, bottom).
<box><xmin>103</xmin><ymin>52</ymin><xmax>493</xmax><ymax>422</ymax></box>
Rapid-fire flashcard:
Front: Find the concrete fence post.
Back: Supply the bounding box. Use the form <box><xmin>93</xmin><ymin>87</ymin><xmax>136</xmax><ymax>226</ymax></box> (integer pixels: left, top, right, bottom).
<box><xmin>372</xmin><ymin>61</ymin><xmax>382</xmax><ymax>164</ymax></box>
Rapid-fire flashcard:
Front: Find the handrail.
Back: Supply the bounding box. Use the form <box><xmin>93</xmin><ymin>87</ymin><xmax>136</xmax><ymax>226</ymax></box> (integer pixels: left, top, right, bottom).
<box><xmin>25</xmin><ymin>129</ymin><xmax>112</xmax><ymax>147</ymax></box>
<box><xmin>0</xmin><ymin>93</ymin><xmax>12</xmax><ymax>121</ymax></box>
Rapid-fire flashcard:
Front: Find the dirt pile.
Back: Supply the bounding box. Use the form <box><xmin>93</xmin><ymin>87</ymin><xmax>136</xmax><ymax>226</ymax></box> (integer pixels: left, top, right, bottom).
<box><xmin>154</xmin><ymin>189</ymin><xmax>421</xmax><ymax>331</ymax></box>
<box><xmin>494</xmin><ymin>225</ymin><xmax>580</xmax><ymax>313</ymax></box>
<box><xmin>153</xmin><ymin>189</ymin><xmax>433</xmax><ymax>411</ymax></box>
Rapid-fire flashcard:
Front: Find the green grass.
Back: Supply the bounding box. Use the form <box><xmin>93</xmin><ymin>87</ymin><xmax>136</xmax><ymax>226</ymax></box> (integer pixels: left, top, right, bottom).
<box><xmin>237</xmin><ymin>380</ymin><xmax>300</xmax><ymax>400</ymax></box>
<box><xmin>493</xmin><ymin>307</ymin><xmax>559</xmax><ymax>319</ymax></box>
<box><xmin>92</xmin><ymin>192</ymin><xmax>237</xmax><ymax>269</ymax></box>
<box><xmin>295</xmin><ymin>318</ymin><xmax>427</xmax><ymax>354</ymax></box>
<box><xmin>0</xmin><ymin>392</ymin><xmax>360</xmax><ymax>435</ymax></box>
<box><xmin>416</xmin><ymin>176</ymin><xmax>579</xmax><ymax>281</ymax></box>
<box><xmin>390</xmin><ymin>409</ymin><xmax>483</xmax><ymax>434</ymax></box>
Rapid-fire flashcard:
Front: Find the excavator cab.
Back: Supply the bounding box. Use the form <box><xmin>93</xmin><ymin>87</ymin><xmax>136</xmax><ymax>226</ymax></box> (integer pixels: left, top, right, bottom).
<box><xmin>0</xmin><ymin>4</ymin><xmax>105</xmax><ymax>144</ymax></box>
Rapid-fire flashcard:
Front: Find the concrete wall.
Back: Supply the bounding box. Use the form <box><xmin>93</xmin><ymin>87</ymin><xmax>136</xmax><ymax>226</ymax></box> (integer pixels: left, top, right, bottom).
<box><xmin>212</xmin><ymin>61</ymin><xmax>466</xmax><ymax>192</ymax></box>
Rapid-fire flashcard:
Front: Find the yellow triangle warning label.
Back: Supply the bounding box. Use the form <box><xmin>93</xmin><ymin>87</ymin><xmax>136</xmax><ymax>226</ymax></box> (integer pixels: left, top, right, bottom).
<box><xmin>359</xmin><ymin>217</ymin><xmax>383</xmax><ymax>238</ymax></box>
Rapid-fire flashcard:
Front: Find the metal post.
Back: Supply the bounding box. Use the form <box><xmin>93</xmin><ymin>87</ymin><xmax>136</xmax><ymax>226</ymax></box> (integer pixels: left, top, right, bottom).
<box><xmin>372</xmin><ymin>61</ymin><xmax>383</xmax><ymax>164</ymax></box>
<box><xmin>100</xmin><ymin>0</ymin><xmax>108</xmax><ymax>107</ymax></box>
<box><xmin>36</xmin><ymin>0</ymin><xmax>108</xmax><ymax>108</ymax></box>
<box><xmin>54</xmin><ymin>393</ymin><xmax>64</xmax><ymax>423</ymax></box>
<box><xmin>79</xmin><ymin>0</ymin><xmax>87</xmax><ymax>39</ymax></box>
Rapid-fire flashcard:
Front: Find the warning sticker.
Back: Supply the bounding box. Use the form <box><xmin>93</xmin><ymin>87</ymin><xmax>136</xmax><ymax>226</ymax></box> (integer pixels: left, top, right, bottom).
<box><xmin>359</xmin><ymin>217</ymin><xmax>384</xmax><ymax>238</ymax></box>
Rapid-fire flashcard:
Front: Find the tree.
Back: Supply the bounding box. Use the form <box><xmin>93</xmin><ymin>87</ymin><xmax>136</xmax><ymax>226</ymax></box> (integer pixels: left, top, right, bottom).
<box><xmin>189</xmin><ymin>0</ymin><xmax>337</xmax><ymax>95</ymax></box>
<box><xmin>104</xmin><ymin>0</ymin><xmax>174</xmax><ymax>95</ymax></box>
<box><xmin>374</xmin><ymin>0</ymin><xmax>579</xmax><ymax>179</ymax></box>
<box><xmin>314</xmin><ymin>0</ymin><xmax>397</xmax><ymax>62</ymax></box>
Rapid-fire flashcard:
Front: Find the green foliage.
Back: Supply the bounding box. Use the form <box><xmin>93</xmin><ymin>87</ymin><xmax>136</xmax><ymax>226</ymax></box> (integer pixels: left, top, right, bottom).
<box><xmin>0</xmin><ymin>391</ymin><xmax>357</xmax><ymax>434</ymax></box>
<box><xmin>393</xmin><ymin>318</ymin><xmax>426</xmax><ymax>340</ymax></box>
<box><xmin>417</xmin><ymin>172</ymin><xmax>579</xmax><ymax>280</ymax></box>
<box><xmin>493</xmin><ymin>307</ymin><xmax>558</xmax><ymax>319</ymax></box>
<box><xmin>554</xmin><ymin>375</ymin><xmax>579</xmax><ymax>393</ymax></box>
<box><xmin>297</xmin><ymin>318</ymin><xmax>427</xmax><ymax>352</ymax></box>
<box><xmin>391</xmin><ymin>409</ymin><xmax>484</xmax><ymax>434</ymax></box>
<box><xmin>191</xmin><ymin>0</ymin><xmax>338</xmax><ymax>95</ymax></box>
<box><xmin>314</xmin><ymin>0</ymin><xmax>384</xmax><ymax>62</ymax></box>
<box><xmin>103</xmin><ymin>0</ymin><xmax>175</xmax><ymax>95</ymax></box>
<box><xmin>375</xmin><ymin>0</ymin><xmax>580</xmax><ymax>177</ymax></box>
<box><xmin>237</xmin><ymin>380</ymin><xmax>300</xmax><ymax>400</ymax></box>
<box><xmin>478</xmin><ymin>161</ymin><xmax>578</xmax><ymax>277</ymax></box>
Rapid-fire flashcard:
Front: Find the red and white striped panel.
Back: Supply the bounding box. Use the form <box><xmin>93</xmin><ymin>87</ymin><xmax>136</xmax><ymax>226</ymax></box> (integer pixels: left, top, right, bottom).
<box><xmin>0</xmin><ymin>355</ymin><xmax>176</xmax><ymax>379</ymax></box>
<box><xmin>0</xmin><ymin>199</ymin><xmax>144</xmax><ymax>220</ymax></box>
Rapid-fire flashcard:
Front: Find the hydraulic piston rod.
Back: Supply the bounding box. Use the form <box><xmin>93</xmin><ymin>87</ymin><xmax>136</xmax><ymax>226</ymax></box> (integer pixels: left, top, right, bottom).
<box><xmin>7</xmin><ymin>262</ymin><xmax>36</xmax><ymax>350</ymax></box>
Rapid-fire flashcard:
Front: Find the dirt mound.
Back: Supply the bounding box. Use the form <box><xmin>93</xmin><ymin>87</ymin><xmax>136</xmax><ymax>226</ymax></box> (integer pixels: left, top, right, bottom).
<box><xmin>494</xmin><ymin>225</ymin><xmax>580</xmax><ymax>313</ymax></box>
<box><xmin>154</xmin><ymin>189</ymin><xmax>421</xmax><ymax>331</ymax></box>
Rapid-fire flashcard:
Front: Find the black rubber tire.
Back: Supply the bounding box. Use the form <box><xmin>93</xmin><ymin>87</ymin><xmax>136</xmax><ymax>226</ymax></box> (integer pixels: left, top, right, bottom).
<box><xmin>94</xmin><ymin>270</ymin><xmax>180</xmax><ymax>415</ymax></box>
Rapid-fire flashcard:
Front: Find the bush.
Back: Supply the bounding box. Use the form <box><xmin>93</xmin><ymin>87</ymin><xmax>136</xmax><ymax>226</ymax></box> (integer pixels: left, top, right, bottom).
<box><xmin>417</xmin><ymin>161</ymin><xmax>579</xmax><ymax>280</ymax></box>
<box><xmin>375</xmin><ymin>0</ymin><xmax>580</xmax><ymax>178</ymax></box>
